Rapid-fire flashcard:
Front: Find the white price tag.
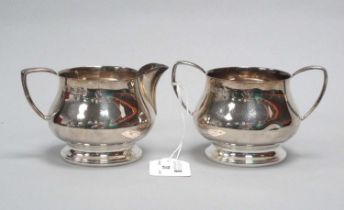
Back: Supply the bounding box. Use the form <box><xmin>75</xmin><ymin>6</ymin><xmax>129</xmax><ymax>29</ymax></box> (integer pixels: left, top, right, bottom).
<box><xmin>149</xmin><ymin>158</ymin><xmax>191</xmax><ymax>177</ymax></box>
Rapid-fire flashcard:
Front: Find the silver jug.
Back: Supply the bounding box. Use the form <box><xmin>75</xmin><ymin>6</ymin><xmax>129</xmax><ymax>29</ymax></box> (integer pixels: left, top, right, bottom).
<box><xmin>21</xmin><ymin>63</ymin><xmax>168</xmax><ymax>166</ymax></box>
<box><xmin>172</xmin><ymin>61</ymin><xmax>327</xmax><ymax>167</ymax></box>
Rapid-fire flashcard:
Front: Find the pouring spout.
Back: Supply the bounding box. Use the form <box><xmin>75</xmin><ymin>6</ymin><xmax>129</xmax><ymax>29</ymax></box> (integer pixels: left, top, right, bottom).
<box><xmin>138</xmin><ymin>63</ymin><xmax>168</xmax><ymax>113</ymax></box>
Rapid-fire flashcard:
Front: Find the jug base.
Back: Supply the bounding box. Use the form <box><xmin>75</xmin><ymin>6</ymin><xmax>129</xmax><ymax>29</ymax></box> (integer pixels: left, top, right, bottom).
<box><xmin>60</xmin><ymin>144</ymin><xmax>142</xmax><ymax>167</ymax></box>
<box><xmin>205</xmin><ymin>143</ymin><xmax>286</xmax><ymax>167</ymax></box>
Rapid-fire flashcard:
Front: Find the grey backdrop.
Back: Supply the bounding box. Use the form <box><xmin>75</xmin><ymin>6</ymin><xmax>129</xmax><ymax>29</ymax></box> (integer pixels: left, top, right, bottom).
<box><xmin>1</xmin><ymin>0</ymin><xmax>343</xmax><ymax>209</ymax></box>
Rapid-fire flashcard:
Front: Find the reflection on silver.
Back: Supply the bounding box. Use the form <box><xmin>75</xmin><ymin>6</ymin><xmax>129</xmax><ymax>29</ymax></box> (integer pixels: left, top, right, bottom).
<box><xmin>172</xmin><ymin>60</ymin><xmax>327</xmax><ymax>167</ymax></box>
<box><xmin>207</xmin><ymin>129</ymin><xmax>226</xmax><ymax>137</ymax></box>
<box><xmin>121</xmin><ymin>130</ymin><xmax>141</xmax><ymax>139</ymax></box>
<box><xmin>21</xmin><ymin>63</ymin><xmax>168</xmax><ymax>166</ymax></box>
<box><xmin>77</xmin><ymin>103</ymin><xmax>88</xmax><ymax>120</ymax></box>
<box><xmin>100</xmin><ymin>109</ymin><xmax>109</xmax><ymax>117</ymax></box>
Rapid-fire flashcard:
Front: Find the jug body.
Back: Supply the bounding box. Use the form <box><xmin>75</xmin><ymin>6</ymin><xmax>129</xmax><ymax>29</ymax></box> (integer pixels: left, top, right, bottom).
<box><xmin>21</xmin><ymin>64</ymin><xmax>167</xmax><ymax>166</ymax></box>
<box><xmin>50</xmin><ymin>67</ymin><xmax>153</xmax><ymax>146</ymax></box>
<box><xmin>172</xmin><ymin>61</ymin><xmax>327</xmax><ymax>167</ymax></box>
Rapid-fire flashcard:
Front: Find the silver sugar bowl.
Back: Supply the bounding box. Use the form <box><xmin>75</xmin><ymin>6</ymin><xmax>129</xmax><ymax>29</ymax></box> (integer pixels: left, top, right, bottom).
<box><xmin>172</xmin><ymin>60</ymin><xmax>327</xmax><ymax>167</ymax></box>
<box><xmin>21</xmin><ymin>63</ymin><xmax>168</xmax><ymax>166</ymax></box>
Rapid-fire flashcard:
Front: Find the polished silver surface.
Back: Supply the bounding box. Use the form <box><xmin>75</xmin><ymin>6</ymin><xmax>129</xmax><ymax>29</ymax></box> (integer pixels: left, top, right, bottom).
<box><xmin>291</xmin><ymin>66</ymin><xmax>328</xmax><ymax>120</ymax></box>
<box><xmin>205</xmin><ymin>144</ymin><xmax>287</xmax><ymax>167</ymax></box>
<box><xmin>21</xmin><ymin>63</ymin><xmax>168</xmax><ymax>166</ymax></box>
<box><xmin>21</xmin><ymin>68</ymin><xmax>58</xmax><ymax>120</ymax></box>
<box><xmin>61</xmin><ymin>144</ymin><xmax>142</xmax><ymax>166</ymax></box>
<box><xmin>172</xmin><ymin>60</ymin><xmax>327</xmax><ymax>167</ymax></box>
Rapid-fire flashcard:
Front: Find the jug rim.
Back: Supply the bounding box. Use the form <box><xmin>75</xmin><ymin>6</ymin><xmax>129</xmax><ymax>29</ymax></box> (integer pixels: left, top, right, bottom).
<box><xmin>58</xmin><ymin>66</ymin><xmax>140</xmax><ymax>81</ymax></box>
<box><xmin>206</xmin><ymin>67</ymin><xmax>291</xmax><ymax>83</ymax></box>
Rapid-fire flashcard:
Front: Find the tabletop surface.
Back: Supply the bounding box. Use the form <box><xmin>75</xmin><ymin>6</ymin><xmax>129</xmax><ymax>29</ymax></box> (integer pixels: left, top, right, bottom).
<box><xmin>1</xmin><ymin>1</ymin><xmax>343</xmax><ymax>209</ymax></box>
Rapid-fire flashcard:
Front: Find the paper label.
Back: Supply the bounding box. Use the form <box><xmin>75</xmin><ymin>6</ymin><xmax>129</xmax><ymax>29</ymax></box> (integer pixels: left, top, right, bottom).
<box><xmin>149</xmin><ymin>158</ymin><xmax>191</xmax><ymax>177</ymax></box>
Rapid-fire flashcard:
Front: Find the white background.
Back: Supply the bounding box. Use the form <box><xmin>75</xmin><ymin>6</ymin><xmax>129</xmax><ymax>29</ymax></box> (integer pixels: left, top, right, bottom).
<box><xmin>1</xmin><ymin>0</ymin><xmax>343</xmax><ymax>209</ymax></box>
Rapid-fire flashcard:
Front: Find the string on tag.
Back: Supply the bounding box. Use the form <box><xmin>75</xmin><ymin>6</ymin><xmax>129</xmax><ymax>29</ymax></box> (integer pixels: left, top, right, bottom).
<box><xmin>148</xmin><ymin>81</ymin><xmax>192</xmax><ymax>177</ymax></box>
<box><xmin>168</xmin><ymin>82</ymin><xmax>190</xmax><ymax>160</ymax></box>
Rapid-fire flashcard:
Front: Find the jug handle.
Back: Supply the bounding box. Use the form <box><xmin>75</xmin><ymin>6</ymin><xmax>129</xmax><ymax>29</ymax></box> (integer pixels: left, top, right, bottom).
<box><xmin>291</xmin><ymin>65</ymin><xmax>328</xmax><ymax>120</ymax></box>
<box><xmin>21</xmin><ymin>68</ymin><xmax>58</xmax><ymax>120</ymax></box>
<box><xmin>171</xmin><ymin>60</ymin><xmax>206</xmax><ymax>115</ymax></box>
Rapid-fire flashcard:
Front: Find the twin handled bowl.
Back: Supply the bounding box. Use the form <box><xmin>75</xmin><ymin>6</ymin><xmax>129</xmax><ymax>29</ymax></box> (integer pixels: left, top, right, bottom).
<box><xmin>171</xmin><ymin>61</ymin><xmax>327</xmax><ymax>167</ymax></box>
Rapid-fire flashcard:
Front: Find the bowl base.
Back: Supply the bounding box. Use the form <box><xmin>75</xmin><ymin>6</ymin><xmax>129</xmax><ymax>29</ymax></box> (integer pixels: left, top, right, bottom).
<box><xmin>61</xmin><ymin>144</ymin><xmax>142</xmax><ymax>167</ymax></box>
<box><xmin>205</xmin><ymin>143</ymin><xmax>286</xmax><ymax>167</ymax></box>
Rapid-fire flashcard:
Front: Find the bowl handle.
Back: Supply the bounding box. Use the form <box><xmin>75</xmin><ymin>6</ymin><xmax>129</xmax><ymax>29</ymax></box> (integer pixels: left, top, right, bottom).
<box><xmin>171</xmin><ymin>60</ymin><xmax>206</xmax><ymax>115</ymax></box>
<box><xmin>292</xmin><ymin>66</ymin><xmax>328</xmax><ymax>120</ymax></box>
<box><xmin>21</xmin><ymin>68</ymin><xmax>58</xmax><ymax>120</ymax></box>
